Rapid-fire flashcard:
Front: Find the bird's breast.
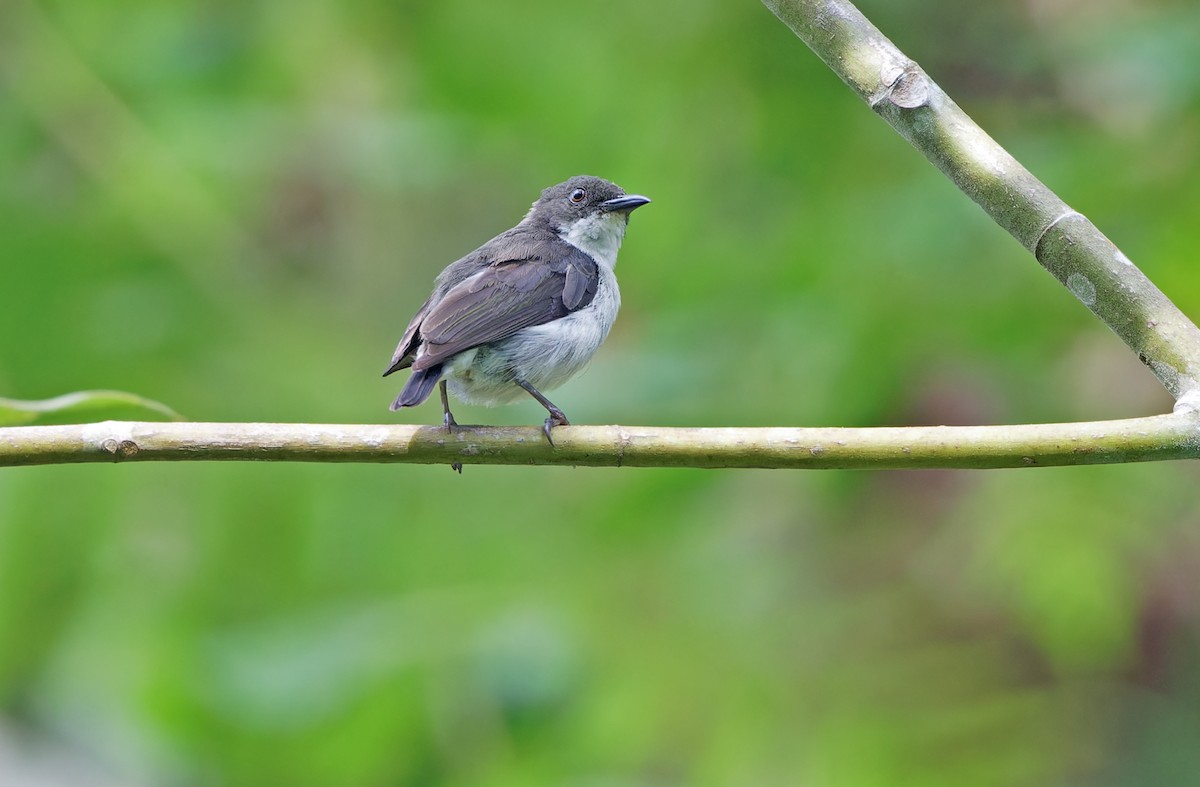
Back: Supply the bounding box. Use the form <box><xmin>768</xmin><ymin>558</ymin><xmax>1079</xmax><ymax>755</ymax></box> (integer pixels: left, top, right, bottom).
<box><xmin>448</xmin><ymin>265</ymin><xmax>620</xmax><ymax>406</ymax></box>
<box><xmin>511</xmin><ymin>264</ymin><xmax>620</xmax><ymax>376</ymax></box>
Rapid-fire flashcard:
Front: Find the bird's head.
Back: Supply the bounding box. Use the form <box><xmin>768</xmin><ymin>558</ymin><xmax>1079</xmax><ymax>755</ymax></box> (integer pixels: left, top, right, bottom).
<box><xmin>534</xmin><ymin>175</ymin><xmax>651</xmax><ymax>223</ymax></box>
<box><xmin>525</xmin><ymin>175</ymin><xmax>651</xmax><ymax>265</ymax></box>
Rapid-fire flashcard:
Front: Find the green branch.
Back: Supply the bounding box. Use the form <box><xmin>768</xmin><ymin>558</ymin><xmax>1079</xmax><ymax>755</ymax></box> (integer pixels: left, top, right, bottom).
<box><xmin>1</xmin><ymin>2</ymin><xmax>1198</xmax><ymax>472</ymax></box>
<box><xmin>1</xmin><ymin>416</ymin><xmax>1198</xmax><ymax>469</ymax></box>
<box><xmin>761</xmin><ymin>0</ymin><xmax>1200</xmax><ymax>403</ymax></box>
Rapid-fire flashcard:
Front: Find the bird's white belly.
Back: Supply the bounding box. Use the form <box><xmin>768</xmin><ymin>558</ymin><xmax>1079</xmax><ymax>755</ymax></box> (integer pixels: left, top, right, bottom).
<box><xmin>445</xmin><ymin>267</ymin><xmax>621</xmax><ymax>406</ymax></box>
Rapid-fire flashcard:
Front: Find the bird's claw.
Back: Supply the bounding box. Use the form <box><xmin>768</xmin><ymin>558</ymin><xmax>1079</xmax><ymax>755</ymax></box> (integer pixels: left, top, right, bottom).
<box><xmin>443</xmin><ymin>409</ymin><xmax>460</xmax><ymax>472</ymax></box>
<box><xmin>542</xmin><ymin>410</ymin><xmax>570</xmax><ymax>446</ymax></box>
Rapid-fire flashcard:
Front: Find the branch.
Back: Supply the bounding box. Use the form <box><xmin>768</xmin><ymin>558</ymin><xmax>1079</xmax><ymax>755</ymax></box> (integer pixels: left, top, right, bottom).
<box><xmin>2</xmin><ymin>3</ymin><xmax>1197</xmax><ymax>472</ymax></box>
<box><xmin>1</xmin><ymin>417</ymin><xmax>1199</xmax><ymax>469</ymax></box>
<box><xmin>761</xmin><ymin>0</ymin><xmax>1200</xmax><ymax>405</ymax></box>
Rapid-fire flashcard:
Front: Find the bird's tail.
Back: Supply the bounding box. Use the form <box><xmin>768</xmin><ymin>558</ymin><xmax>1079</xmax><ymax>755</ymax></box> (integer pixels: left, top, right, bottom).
<box><xmin>390</xmin><ymin>365</ymin><xmax>443</xmax><ymax>411</ymax></box>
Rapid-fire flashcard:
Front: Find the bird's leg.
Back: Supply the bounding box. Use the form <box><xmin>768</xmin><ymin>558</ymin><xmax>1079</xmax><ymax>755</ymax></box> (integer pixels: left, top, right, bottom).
<box><xmin>439</xmin><ymin>380</ymin><xmax>458</xmax><ymax>432</ymax></box>
<box><xmin>515</xmin><ymin>378</ymin><xmax>570</xmax><ymax>446</ymax></box>
<box><xmin>440</xmin><ymin>380</ymin><xmax>463</xmax><ymax>474</ymax></box>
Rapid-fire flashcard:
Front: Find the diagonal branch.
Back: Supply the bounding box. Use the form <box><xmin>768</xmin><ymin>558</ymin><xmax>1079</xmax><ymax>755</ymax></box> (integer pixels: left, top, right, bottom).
<box><xmin>761</xmin><ymin>0</ymin><xmax>1200</xmax><ymax>407</ymax></box>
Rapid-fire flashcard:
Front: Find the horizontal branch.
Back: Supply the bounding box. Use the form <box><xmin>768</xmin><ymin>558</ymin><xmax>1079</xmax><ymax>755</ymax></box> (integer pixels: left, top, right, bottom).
<box><xmin>1</xmin><ymin>416</ymin><xmax>1198</xmax><ymax>470</ymax></box>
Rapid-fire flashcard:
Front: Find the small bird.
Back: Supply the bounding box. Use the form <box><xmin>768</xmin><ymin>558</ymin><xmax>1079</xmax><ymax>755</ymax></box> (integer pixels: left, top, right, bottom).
<box><xmin>383</xmin><ymin>175</ymin><xmax>650</xmax><ymax>450</ymax></box>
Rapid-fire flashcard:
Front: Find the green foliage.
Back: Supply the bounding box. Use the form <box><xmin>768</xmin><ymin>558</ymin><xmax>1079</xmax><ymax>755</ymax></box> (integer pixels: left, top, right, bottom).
<box><xmin>0</xmin><ymin>390</ymin><xmax>183</xmax><ymax>426</ymax></box>
<box><xmin>2</xmin><ymin>0</ymin><xmax>1200</xmax><ymax>785</ymax></box>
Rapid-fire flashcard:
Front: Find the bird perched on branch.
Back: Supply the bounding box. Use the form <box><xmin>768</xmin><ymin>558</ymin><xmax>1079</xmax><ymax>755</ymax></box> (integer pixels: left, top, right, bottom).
<box><xmin>383</xmin><ymin>175</ymin><xmax>650</xmax><ymax>452</ymax></box>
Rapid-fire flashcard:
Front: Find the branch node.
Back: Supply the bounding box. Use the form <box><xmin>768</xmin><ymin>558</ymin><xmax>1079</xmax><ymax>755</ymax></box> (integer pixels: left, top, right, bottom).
<box><xmin>615</xmin><ymin>428</ymin><xmax>632</xmax><ymax>467</ymax></box>
<box><xmin>870</xmin><ymin>62</ymin><xmax>929</xmax><ymax>110</ymax></box>
<box><xmin>1033</xmin><ymin>209</ymin><xmax>1085</xmax><ymax>259</ymax></box>
<box><xmin>101</xmin><ymin>438</ymin><xmax>140</xmax><ymax>460</ymax></box>
<box><xmin>1173</xmin><ymin>389</ymin><xmax>1200</xmax><ymax>416</ymax></box>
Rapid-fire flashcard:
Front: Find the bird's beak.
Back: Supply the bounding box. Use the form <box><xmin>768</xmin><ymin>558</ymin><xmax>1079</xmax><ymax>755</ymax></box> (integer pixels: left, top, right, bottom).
<box><xmin>600</xmin><ymin>194</ymin><xmax>651</xmax><ymax>213</ymax></box>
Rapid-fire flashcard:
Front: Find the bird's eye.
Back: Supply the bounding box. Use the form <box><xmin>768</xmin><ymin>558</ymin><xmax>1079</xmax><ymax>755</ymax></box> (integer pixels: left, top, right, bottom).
<box><xmin>569</xmin><ymin>188</ymin><xmax>586</xmax><ymax>204</ymax></box>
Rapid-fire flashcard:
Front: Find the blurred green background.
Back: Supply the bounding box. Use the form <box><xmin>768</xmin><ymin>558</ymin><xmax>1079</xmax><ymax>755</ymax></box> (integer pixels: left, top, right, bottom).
<box><xmin>3</xmin><ymin>0</ymin><xmax>1200</xmax><ymax>784</ymax></box>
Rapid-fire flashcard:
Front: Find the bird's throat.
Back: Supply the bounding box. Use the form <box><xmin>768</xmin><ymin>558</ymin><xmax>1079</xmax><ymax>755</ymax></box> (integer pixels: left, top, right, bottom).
<box><xmin>559</xmin><ymin>213</ymin><xmax>627</xmax><ymax>269</ymax></box>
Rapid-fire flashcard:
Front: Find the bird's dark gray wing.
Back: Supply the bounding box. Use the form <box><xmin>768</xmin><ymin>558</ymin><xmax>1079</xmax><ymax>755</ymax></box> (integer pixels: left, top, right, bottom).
<box><xmin>410</xmin><ymin>248</ymin><xmax>598</xmax><ymax>372</ymax></box>
<box><xmin>561</xmin><ymin>253</ymin><xmax>595</xmax><ymax>311</ymax></box>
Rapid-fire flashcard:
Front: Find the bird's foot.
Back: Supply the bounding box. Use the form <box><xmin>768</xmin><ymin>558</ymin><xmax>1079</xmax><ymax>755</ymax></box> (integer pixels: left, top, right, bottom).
<box><xmin>442</xmin><ymin>406</ymin><xmax>461</xmax><ymax>472</ymax></box>
<box><xmin>542</xmin><ymin>409</ymin><xmax>570</xmax><ymax>446</ymax></box>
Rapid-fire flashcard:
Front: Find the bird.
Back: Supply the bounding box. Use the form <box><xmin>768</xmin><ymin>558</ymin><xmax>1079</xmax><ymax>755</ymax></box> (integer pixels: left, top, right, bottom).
<box><xmin>383</xmin><ymin>175</ymin><xmax>650</xmax><ymax>455</ymax></box>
